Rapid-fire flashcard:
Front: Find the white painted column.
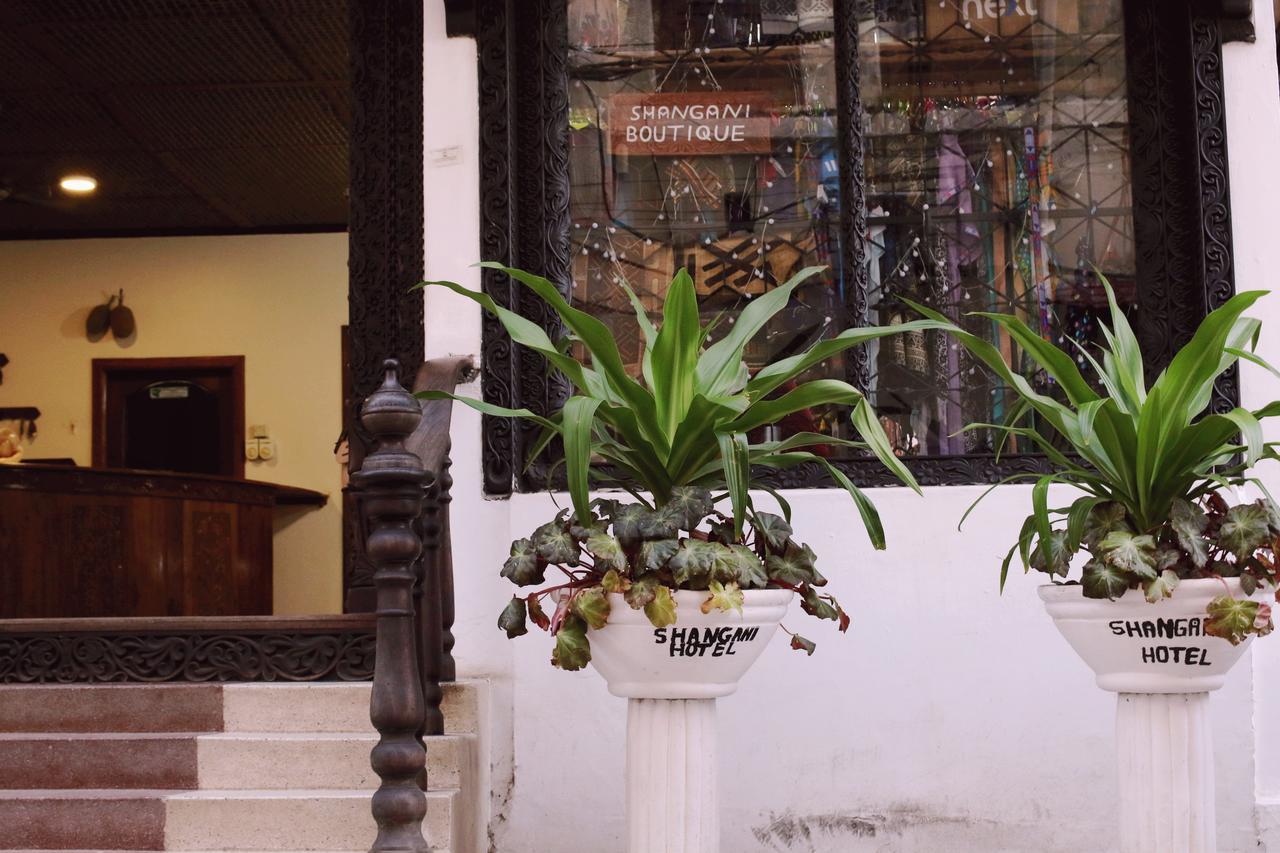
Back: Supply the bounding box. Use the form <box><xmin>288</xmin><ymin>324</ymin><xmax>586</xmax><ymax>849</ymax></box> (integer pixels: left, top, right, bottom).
<box><xmin>1116</xmin><ymin>693</ymin><xmax>1216</xmax><ymax>853</ymax></box>
<box><xmin>626</xmin><ymin>698</ymin><xmax>719</xmax><ymax>853</ymax></box>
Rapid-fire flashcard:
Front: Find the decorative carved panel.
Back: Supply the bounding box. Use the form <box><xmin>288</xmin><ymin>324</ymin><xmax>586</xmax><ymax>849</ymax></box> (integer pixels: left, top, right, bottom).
<box><xmin>0</xmin><ymin>630</ymin><xmax>375</xmax><ymax>684</ymax></box>
<box><xmin>347</xmin><ymin>0</ymin><xmax>426</xmax><ymax>444</ymax></box>
<box><xmin>343</xmin><ymin>0</ymin><xmax>426</xmax><ymax>604</ymax></box>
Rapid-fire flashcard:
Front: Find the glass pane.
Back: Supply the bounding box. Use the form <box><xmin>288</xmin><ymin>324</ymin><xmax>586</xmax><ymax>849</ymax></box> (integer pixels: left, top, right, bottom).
<box><xmin>861</xmin><ymin>0</ymin><xmax>1134</xmax><ymax>457</ymax></box>
<box><xmin>565</xmin><ymin>0</ymin><xmax>1135</xmax><ymax>461</ymax></box>
<box><xmin>567</xmin><ymin>0</ymin><xmax>853</xmax><ymax>446</ymax></box>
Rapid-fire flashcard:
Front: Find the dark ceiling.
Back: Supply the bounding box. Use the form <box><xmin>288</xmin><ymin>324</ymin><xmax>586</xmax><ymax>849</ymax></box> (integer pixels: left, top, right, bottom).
<box><xmin>0</xmin><ymin>0</ymin><xmax>349</xmax><ymax>239</ymax></box>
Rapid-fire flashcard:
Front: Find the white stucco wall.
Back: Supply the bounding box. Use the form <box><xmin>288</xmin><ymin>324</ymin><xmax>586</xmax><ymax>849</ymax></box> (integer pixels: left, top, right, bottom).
<box><xmin>423</xmin><ymin>3</ymin><xmax>1280</xmax><ymax>850</ymax></box>
<box><xmin>1234</xmin><ymin>4</ymin><xmax>1280</xmax><ymax>848</ymax></box>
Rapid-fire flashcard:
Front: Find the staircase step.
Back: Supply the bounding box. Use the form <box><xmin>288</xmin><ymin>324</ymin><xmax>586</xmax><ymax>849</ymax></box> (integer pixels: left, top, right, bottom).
<box><xmin>0</xmin><ymin>790</ymin><xmax>167</xmax><ymax>850</ymax></box>
<box><xmin>196</xmin><ymin>732</ymin><xmax>469</xmax><ymax>790</ymax></box>
<box><xmin>0</xmin><ymin>685</ymin><xmax>223</xmax><ymax>734</ymax></box>
<box><xmin>162</xmin><ymin>789</ymin><xmax>458</xmax><ymax>851</ymax></box>
<box><xmin>0</xmin><ymin>734</ymin><xmax>198</xmax><ymax>790</ymax></box>
<box><xmin>221</xmin><ymin>681</ymin><xmax>479</xmax><ymax>735</ymax></box>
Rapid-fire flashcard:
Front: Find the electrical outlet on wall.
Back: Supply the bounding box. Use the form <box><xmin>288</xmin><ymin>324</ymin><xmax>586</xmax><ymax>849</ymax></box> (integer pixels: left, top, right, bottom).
<box><xmin>245</xmin><ymin>426</ymin><xmax>275</xmax><ymax>463</ymax></box>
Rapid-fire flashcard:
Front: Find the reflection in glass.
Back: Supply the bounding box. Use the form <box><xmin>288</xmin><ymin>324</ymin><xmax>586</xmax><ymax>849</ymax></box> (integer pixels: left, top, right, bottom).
<box><xmin>862</xmin><ymin>0</ymin><xmax>1134</xmax><ymax>457</ymax></box>
<box><xmin>565</xmin><ymin>0</ymin><xmax>1135</xmax><ymax>462</ymax></box>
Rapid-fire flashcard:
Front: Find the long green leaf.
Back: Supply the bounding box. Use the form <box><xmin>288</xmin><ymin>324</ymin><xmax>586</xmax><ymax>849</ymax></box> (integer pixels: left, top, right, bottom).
<box><xmin>416</xmin><ymin>390</ymin><xmax>559</xmax><ymax>432</ymax></box>
<box><xmin>478</xmin><ymin>263</ymin><xmax>668</xmax><ymax>452</ymax></box>
<box><xmin>696</xmin><ymin>266</ymin><xmax>825</xmax><ymax>396</ymax></box>
<box><xmin>851</xmin><ymin>397</ymin><xmax>920</xmax><ymax>493</ymax></box>
<box><xmin>417</xmin><ymin>279</ymin><xmax>599</xmax><ymax>396</ymax></box>
<box><xmin>717</xmin><ymin>432</ymin><xmax>751</xmax><ymax>540</ymax></box>
<box><xmin>813</xmin><ymin>456</ymin><xmax>886</xmax><ymax>549</ymax></box>
<box><xmin>747</xmin><ymin>319</ymin><xmax>949</xmax><ymax>398</ymax></box>
<box><xmin>730</xmin><ymin>379</ymin><xmax>864</xmax><ymax>434</ymax></box>
<box><xmin>651</xmin><ymin>268</ymin><xmax>702</xmax><ymax>441</ymax></box>
<box><xmin>561</xmin><ymin>396</ymin><xmax>602</xmax><ymax>522</ymax></box>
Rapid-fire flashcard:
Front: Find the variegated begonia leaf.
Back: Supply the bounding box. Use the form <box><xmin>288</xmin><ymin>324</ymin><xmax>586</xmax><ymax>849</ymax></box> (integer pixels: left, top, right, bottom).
<box><xmin>532</xmin><ymin>520</ymin><xmax>578</xmax><ymax>565</ymax></box>
<box><xmin>497</xmin><ymin>596</ymin><xmax>528</xmax><ymax>638</ymax></box>
<box><xmin>1029</xmin><ymin>529</ymin><xmax>1072</xmax><ymax>578</ymax></box>
<box><xmin>1205</xmin><ymin>595</ymin><xmax>1264</xmax><ymax>646</ymax></box>
<box><xmin>644</xmin><ymin>585</ymin><xmax>678</xmax><ymax>628</ymax></box>
<box><xmin>700</xmin><ymin>580</ymin><xmax>744</xmax><ymax>614</ymax></box>
<box><xmin>1143</xmin><ymin>569</ymin><xmax>1180</xmax><ymax>603</ymax></box>
<box><xmin>600</xmin><ymin>568</ymin><xmax>630</xmax><ymax>594</ymax></box>
<box><xmin>551</xmin><ymin>616</ymin><xmax>591</xmax><ymax>670</ymax></box>
<box><xmin>571</xmin><ymin>586</ymin><xmax>611</xmax><ymax>630</ymax></box>
<box><xmin>1098</xmin><ymin>530</ymin><xmax>1158</xmax><ymax>580</ymax></box>
<box><xmin>1220</xmin><ymin>502</ymin><xmax>1272</xmax><ymax>561</ymax></box>
<box><xmin>1081</xmin><ymin>560</ymin><xmax>1129</xmax><ymax>600</ymax></box>
<box><xmin>665</xmin><ymin>486</ymin><xmax>714</xmax><ymax>530</ymax></box>
<box><xmin>501</xmin><ymin>538</ymin><xmax>545</xmax><ymax>587</ymax></box>
<box><xmin>586</xmin><ymin>532</ymin><xmax>626</xmax><ymax>573</ymax></box>
<box><xmin>624</xmin><ymin>574</ymin><xmax>660</xmax><ymax>610</ymax></box>
<box><xmin>1169</xmin><ymin>499</ymin><xmax>1209</xmax><ymax>568</ymax></box>
<box><xmin>752</xmin><ymin>511</ymin><xmax>793</xmax><ymax>553</ymax></box>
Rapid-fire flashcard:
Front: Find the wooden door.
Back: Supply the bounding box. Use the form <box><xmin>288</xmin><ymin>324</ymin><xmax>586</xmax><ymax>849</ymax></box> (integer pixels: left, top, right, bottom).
<box><xmin>93</xmin><ymin>356</ymin><xmax>245</xmax><ymax>478</ymax></box>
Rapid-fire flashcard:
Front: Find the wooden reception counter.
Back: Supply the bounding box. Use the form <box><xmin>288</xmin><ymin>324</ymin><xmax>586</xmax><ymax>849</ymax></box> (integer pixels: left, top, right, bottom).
<box><xmin>0</xmin><ymin>464</ymin><xmax>326</xmax><ymax>618</ymax></box>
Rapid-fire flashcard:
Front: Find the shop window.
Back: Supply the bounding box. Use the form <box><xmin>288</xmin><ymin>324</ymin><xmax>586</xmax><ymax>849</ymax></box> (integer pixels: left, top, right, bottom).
<box><xmin>477</xmin><ymin>0</ymin><xmax>1239</xmax><ymax>492</ymax></box>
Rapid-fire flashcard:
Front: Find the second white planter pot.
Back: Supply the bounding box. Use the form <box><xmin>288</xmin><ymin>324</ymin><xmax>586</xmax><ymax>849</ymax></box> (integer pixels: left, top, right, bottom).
<box><xmin>586</xmin><ymin>588</ymin><xmax>793</xmax><ymax>853</ymax></box>
<box><xmin>1039</xmin><ymin>578</ymin><xmax>1258</xmax><ymax>693</ymax></box>
<box><xmin>1040</xmin><ymin>578</ymin><xmax>1265</xmax><ymax>853</ymax></box>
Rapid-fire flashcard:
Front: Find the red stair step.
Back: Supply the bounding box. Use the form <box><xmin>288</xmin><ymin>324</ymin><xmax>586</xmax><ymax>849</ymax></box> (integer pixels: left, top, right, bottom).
<box><xmin>0</xmin><ymin>685</ymin><xmax>223</xmax><ymax>734</ymax></box>
<box><xmin>0</xmin><ymin>733</ymin><xmax>198</xmax><ymax>790</ymax></box>
<box><xmin>0</xmin><ymin>790</ymin><xmax>166</xmax><ymax>850</ymax></box>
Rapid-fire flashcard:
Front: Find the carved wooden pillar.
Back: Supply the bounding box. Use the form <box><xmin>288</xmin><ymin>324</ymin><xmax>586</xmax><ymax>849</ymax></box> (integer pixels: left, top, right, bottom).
<box><xmin>354</xmin><ymin>360</ymin><xmax>429</xmax><ymax>853</ymax></box>
<box><xmin>415</xmin><ymin>478</ymin><xmax>445</xmax><ymax>739</ymax></box>
<box><xmin>437</xmin><ymin>445</ymin><xmax>457</xmax><ymax>682</ymax></box>
<box><xmin>344</xmin><ymin>0</ymin><xmax>426</xmax><ymax>610</ymax></box>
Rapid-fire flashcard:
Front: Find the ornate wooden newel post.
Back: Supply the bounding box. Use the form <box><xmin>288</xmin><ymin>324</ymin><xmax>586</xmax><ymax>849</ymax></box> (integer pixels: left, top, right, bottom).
<box><xmin>355</xmin><ymin>360</ymin><xmax>429</xmax><ymax>853</ymax></box>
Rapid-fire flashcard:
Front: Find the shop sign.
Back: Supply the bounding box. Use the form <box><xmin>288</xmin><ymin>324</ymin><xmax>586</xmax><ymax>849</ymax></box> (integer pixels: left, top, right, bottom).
<box><xmin>610</xmin><ymin>92</ymin><xmax>774</xmax><ymax>156</ymax></box>
<box><xmin>925</xmin><ymin>0</ymin><xmax>1078</xmax><ymax>38</ymax></box>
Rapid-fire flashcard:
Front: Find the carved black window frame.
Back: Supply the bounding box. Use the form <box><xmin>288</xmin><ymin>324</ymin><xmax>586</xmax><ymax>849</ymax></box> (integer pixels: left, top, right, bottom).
<box><xmin>473</xmin><ymin>0</ymin><xmax>1248</xmax><ymax>494</ymax></box>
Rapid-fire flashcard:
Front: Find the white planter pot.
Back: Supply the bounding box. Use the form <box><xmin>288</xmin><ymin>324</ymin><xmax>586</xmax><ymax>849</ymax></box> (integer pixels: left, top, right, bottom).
<box><xmin>588</xmin><ymin>588</ymin><xmax>793</xmax><ymax>700</ymax></box>
<box><xmin>1039</xmin><ymin>578</ymin><xmax>1259</xmax><ymax>693</ymax></box>
<box><xmin>1040</xmin><ymin>578</ymin><xmax>1266</xmax><ymax>853</ymax></box>
<box><xmin>586</xmin><ymin>588</ymin><xmax>792</xmax><ymax>853</ymax></box>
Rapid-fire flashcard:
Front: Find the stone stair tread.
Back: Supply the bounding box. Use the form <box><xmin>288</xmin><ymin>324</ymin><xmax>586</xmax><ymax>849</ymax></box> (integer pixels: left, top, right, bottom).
<box><xmin>0</xmin><ymin>732</ymin><xmax>200</xmax><ymax>740</ymax></box>
<box><xmin>195</xmin><ymin>731</ymin><xmax>379</xmax><ymax>741</ymax></box>
<box><xmin>166</xmin><ymin>787</ymin><xmax>459</xmax><ymax>798</ymax></box>
<box><xmin>0</xmin><ymin>787</ymin><xmax>459</xmax><ymax>797</ymax></box>
<box><xmin>0</xmin><ymin>789</ymin><xmax>178</xmax><ymax>798</ymax></box>
<box><xmin>196</xmin><ymin>731</ymin><xmax>469</xmax><ymax>792</ymax></box>
<box><xmin>221</xmin><ymin>681</ymin><xmax>479</xmax><ymax>735</ymax></box>
<box><xmin>162</xmin><ymin>787</ymin><xmax>458</xmax><ymax>851</ymax></box>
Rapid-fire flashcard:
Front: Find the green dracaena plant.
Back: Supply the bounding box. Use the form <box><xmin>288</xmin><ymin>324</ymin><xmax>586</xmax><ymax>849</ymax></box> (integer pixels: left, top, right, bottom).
<box><xmin>415</xmin><ymin>263</ymin><xmax>938</xmax><ymax>666</ymax></box>
<box><xmin>908</xmin><ymin>281</ymin><xmax>1280</xmax><ymax>644</ymax></box>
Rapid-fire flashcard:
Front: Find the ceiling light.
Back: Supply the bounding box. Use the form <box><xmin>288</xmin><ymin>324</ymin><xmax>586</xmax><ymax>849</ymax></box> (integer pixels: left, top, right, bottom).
<box><xmin>59</xmin><ymin>175</ymin><xmax>97</xmax><ymax>194</ymax></box>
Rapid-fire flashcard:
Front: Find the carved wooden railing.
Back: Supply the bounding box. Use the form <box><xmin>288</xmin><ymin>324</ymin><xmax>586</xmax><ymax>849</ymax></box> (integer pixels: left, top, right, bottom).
<box><xmin>353</xmin><ymin>357</ymin><xmax>472</xmax><ymax>850</ymax></box>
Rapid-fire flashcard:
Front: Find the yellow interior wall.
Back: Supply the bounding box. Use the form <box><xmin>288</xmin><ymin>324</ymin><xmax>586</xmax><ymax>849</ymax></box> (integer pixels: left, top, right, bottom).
<box><xmin>0</xmin><ymin>232</ymin><xmax>348</xmax><ymax>615</ymax></box>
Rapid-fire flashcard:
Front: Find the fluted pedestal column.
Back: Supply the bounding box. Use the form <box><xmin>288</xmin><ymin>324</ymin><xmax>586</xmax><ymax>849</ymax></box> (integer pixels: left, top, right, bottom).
<box><xmin>1116</xmin><ymin>693</ymin><xmax>1215</xmax><ymax>853</ymax></box>
<box><xmin>626</xmin><ymin>698</ymin><xmax>719</xmax><ymax>853</ymax></box>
